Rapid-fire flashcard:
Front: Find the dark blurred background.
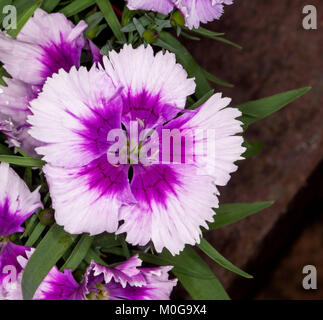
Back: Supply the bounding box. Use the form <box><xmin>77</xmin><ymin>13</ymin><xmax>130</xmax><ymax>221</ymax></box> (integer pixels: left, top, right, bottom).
<box><xmin>180</xmin><ymin>0</ymin><xmax>323</xmax><ymax>299</ymax></box>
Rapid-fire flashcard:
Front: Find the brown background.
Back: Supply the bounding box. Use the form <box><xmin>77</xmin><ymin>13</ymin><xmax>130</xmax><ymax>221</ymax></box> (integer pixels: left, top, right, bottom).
<box><xmin>182</xmin><ymin>0</ymin><xmax>323</xmax><ymax>299</ymax></box>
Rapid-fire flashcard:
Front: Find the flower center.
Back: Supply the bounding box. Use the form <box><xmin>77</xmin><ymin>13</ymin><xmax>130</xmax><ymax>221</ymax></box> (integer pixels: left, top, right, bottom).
<box><xmin>0</xmin><ymin>236</ymin><xmax>9</xmax><ymax>244</ymax></box>
<box><xmin>109</xmin><ymin>119</ymin><xmax>159</xmax><ymax>166</ymax></box>
<box><xmin>86</xmin><ymin>282</ymin><xmax>110</xmax><ymax>300</ymax></box>
<box><xmin>0</xmin><ymin>237</ymin><xmax>9</xmax><ymax>255</ymax></box>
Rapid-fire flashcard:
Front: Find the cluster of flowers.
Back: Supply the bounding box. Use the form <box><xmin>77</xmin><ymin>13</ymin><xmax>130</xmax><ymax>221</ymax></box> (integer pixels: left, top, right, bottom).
<box><xmin>127</xmin><ymin>0</ymin><xmax>233</xmax><ymax>29</ymax></box>
<box><xmin>0</xmin><ymin>1</ymin><xmax>241</xmax><ymax>300</ymax></box>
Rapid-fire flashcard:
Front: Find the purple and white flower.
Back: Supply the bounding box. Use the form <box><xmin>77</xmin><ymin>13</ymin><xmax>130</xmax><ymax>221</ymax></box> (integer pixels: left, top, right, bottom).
<box><xmin>127</xmin><ymin>0</ymin><xmax>234</xmax><ymax>29</ymax></box>
<box><xmin>0</xmin><ymin>244</ymin><xmax>175</xmax><ymax>300</ymax></box>
<box><xmin>0</xmin><ymin>162</ymin><xmax>42</xmax><ymax>237</ymax></box>
<box><xmin>0</xmin><ymin>8</ymin><xmax>99</xmax><ymax>156</ymax></box>
<box><xmin>0</xmin><ymin>162</ymin><xmax>42</xmax><ymax>299</ymax></box>
<box><xmin>0</xmin><ymin>162</ymin><xmax>174</xmax><ymax>300</ymax></box>
<box><xmin>0</xmin><ymin>242</ymin><xmax>32</xmax><ymax>300</ymax></box>
<box><xmin>28</xmin><ymin>44</ymin><xmax>245</xmax><ymax>255</ymax></box>
<box><xmin>34</xmin><ymin>254</ymin><xmax>177</xmax><ymax>300</ymax></box>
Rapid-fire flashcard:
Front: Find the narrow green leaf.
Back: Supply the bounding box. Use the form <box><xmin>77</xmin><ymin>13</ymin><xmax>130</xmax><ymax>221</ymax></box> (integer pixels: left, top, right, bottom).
<box><xmin>93</xmin><ymin>232</ymin><xmax>121</xmax><ymax>249</ymax></box>
<box><xmin>121</xmin><ymin>16</ymin><xmax>151</xmax><ymax>33</ymax></box>
<box><xmin>121</xmin><ymin>5</ymin><xmax>132</xmax><ymax>26</ymax></box>
<box><xmin>61</xmin><ymin>234</ymin><xmax>93</xmax><ymax>272</ymax></box>
<box><xmin>132</xmin><ymin>17</ymin><xmax>145</xmax><ymax>37</ymax></box>
<box><xmin>60</xmin><ymin>0</ymin><xmax>95</xmax><ymax>17</ymax></box>
<box><xmin>0</xmin><ymin>155</ymin><xmax>44</xmax><ymax>167</ymax></box>
<box><xmin>16</xmin><ymin>147</ymin><xmax>30</xmax><ymax>158</ymax></box>
<box><xmin>84</xmin><ymin>248</ymin><xmax>109</xmax><ymax>266</ymax></box>
<box><xmin>242</xmin><ymin>141</ymin><xmax>264</xmax><ymax>158</ymax></box>
<box><xmin>238</xmin><ymin>87</ymin><xmax>311</xmax><ymax>127</ymax></box>
<box><xmin>0</xmin><ymin>66</ymin><xmax>10</xmax><ymax>86</ymax></box>
<box><xmin>209</xmin><ymin>201</ymin><xmax>274</xmax><ymax>230</ymax></box>
<box><xmin>156</xmin><ymin>32</ymin><xmax>211</xmax><ymax>99</ymax></box>
<box><xmin>213</xmin><ymin>36</ymin><xmax>242</xmax><ymax>49</ymax></box>
<box><xmin>142</xmin><ymin>252</ymin><xmax>213</xmax><ymax>280</ymax></box>
<box><xmin>22</xmin><ymin>224</ymin><xmax>77</xmax><ymax>300</ymax></box>
<box><xmin>84</xmin><ymin>12</ymin><xmax>104</xmax><ymax>38</ymax></box>
<box><xmin>23</xmin><ymin>167</ymin><xmax>32</xmax><ymax>189</ymax></box>
<box><xmin>198</xmin><ymin>238</ymin><xmax>252</xmax><ymax>279</ymax></box>
<box><xmin>120</xmin><ymin>235</ymin><xmax>130</xmax><ymax>259</ymax></box>
<box><xmin>180</xmin><ymin>31</ymin><xmax>200</xmax><ymax>41</ymax></box>
<box><xmin>7</xmin><ymin>0</ymin><xmax>41</xmax><ymax>38</ymax></box>
<box><xmin>155</xmin><ymin>18</ymin><xmax>171</xmax><ymax>32</ymax></box>
<box><xmin>25</xmin><ymin>222</ymin><xmax>45</xmax><ymax>247</ymax></box>
<box><xmin>96</xmin><ymin>0</ymin><xmax>126</xmax><ymax>42</ymax></box>
<box><xmin>21</xmin><ymin>212</ymin><xmax>39</xmax><ymax>239</ymax></box>
<box><xmin>165</xmin><ymin>246</ymin><xmax>230</xmax><ymax>300</ymax></box>
<box><xmin>202</xmin><ymin>69</ymin><xmax>234</xmax><ymax>88</ymax></box>
<box><xmin>187</xmin><ymin>27</ymin><xmax>241</xmax><ymax>48</ymax></box>
<box><xmin>41</xmin><ymin>0</ymin><xmax>60</xmax><ymax>12</ymax></box>
<box><xmin>188</xmin><ymin>26</ymin><xmax>225</xmax><ymax>39</ymax></box>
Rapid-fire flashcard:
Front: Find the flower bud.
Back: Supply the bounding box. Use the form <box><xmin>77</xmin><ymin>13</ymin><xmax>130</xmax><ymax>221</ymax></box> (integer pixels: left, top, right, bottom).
<box><xmin>143</xmin><ymin>29</ymin><xmax>159</xmax><ymax>44</ymax></box>
<box><xmin>171</xmin><ymin>10</ymin><xmax>185</xmax><ymax>27</ymax></box>
<box><xmin>39</xmin><ymin>208</ymin><xmax>55</xmax><ymax>226</ymax></box>
<box><xmin>8</xmin><ymin>234</ymin><xmax>17</xmax><ymax>242</ymax></box>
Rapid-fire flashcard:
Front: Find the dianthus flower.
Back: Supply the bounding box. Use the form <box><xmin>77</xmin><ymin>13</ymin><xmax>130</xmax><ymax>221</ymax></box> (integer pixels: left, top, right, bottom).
<box><xmin>0</xmin><ymin>8</ymin><xmax>100</xmax><ymax>156</ymax></box>
<box><xmin>28</xmin><ymin>44</ymin><xmax>245</xmax><ymax>255</ymax></box>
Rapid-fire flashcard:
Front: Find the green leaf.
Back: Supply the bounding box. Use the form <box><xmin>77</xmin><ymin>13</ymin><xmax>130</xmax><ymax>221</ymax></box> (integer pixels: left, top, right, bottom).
<box><xmin>96</xmin><ymin>0</ymin><xmax>126</xmax><ymax>42</ymax></box>
<box><xmin>93</xmin><ymin>232</ymin><xmax>121</xmax><ymax>249</ymax></box>
<box><xmin>61</xmin><ymin>234</ymin><xmax>93</xmax><ymax>272</ymax></box>
<box><xmin>180</xmin><ymin>31</ymin><xmax>200</xmax><ymax>41</ymax></box>
<box><xmin>25</xmin><ymin>222</ymin><xmax>45</xmax><ymax>247</ymax></box>
<box><xmin>21</xmin><ymin>211</ymin><xmax>40</xmax><ymax>239</ymax></box>
<box><xmin>22</xmin><ymin>224</ymin><xmax>77</xmax><ymax>300</ymax></box>
<box><xmin>16</xmin><ymin>147</ymin><xmax>30</xmax><ymax>158</ymax></box>
<box><xmin>156</xmin><ymin>32</ymin><xmax>211</xmax><ymax>99</ymax></box>
<box><xmin>121</xmin><ymin>5</ymin><xmax>134</xmax><ymax>26</ymax></box>
<box><xmin>0</xmin><ymin>155</ymin><xmax>44</xmax><ymax>167</ymax></box>
<box><xmin>41</xmin><ymin>0</ymin><xmax>61</xmax><ymax>12</ymax></box>
<box><xmin>198</xmin><ymin>238</ymin><xmax>252</xmax><ymax>279</ymax></box>
<box><xmin>132</xmin><ymin>17</ymin><xmax>145</xmax><ymax>37</ymax></box>
<box><xmin>23</xmin><ymin>167</ymin><xmax>33</xmax><ymax>189</ymax></box>
<box><xmin>238</xmin><ymin>87</ymin><xmax>311</xmax><ymax>127</ymax></box>
<box><xmin>188</xmin><ymin>26</ymin><xmax>225</xmax><ymax>39</ymax></box>
<box><xmin>60</xmin><ymin>0</ymin><xmax>96</xmax><ymax>17</ymax></box>
<box><xmin>121</xmin><ymin>16</ymin><xmax>151</xmax><ymax>33</ymax></box>
<box><xmin>155</xmin><ymin>18</ymin><xmax>171</xmax><ymax>32</ymax></box>
<box><xmin>209</xmin><ymin>201</ymin><xmax>274</xmax><ymax>230</ymax></box>
<box><xmin>165</xmin><ymin>246</ymin><xmax>230</xmax><ymax>300</ymax></box>
<box><xmin>84</xmin><ymin>12</ymin><xmax>104</xmax><ymax>38</ymax></box>
<box><xmin>242</xmin><ymin>141</ymin><xmax>264</xmax><ymax>158</ymax></box>
<box><xmin>213</xmin><ymin>36</ymin><xmax>242</xmax><ymax>49</ymax></box>
<box><xmin>187</xmin><ymin>27</ymin><xmax>241</xmax><ymax>48</ymax></box>
<box><xmin>7</xmin><ymin>0</ymin><xmax>41</xmax><ymax>38</ymax></box>
<box><xmin>120</xmin><ymin>235</ymin><xmax>130</xmax><ymax>259</ymax></box>
<box><xmin>0</xmin><ymin>66</ymin><xmax>10</xmax><ymax>86</ymax></box>
<box><xmin>84</xmin><ymin>248</ymin><xmax>109</xmax><ymax>266</ymax></box>
<box><xmin>202</xmin><ymin>69</ymin><xmax>233</xmax><ymax>88</ymax></box>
